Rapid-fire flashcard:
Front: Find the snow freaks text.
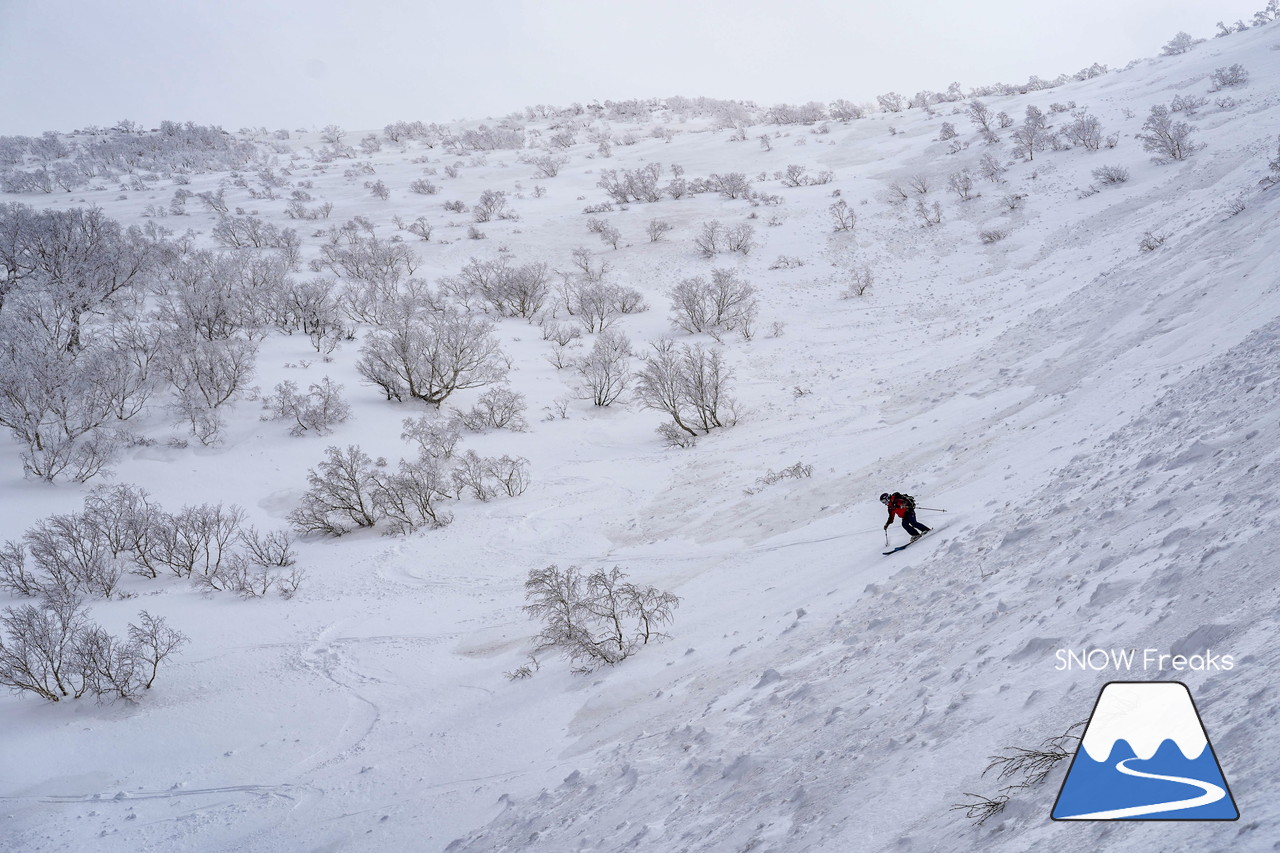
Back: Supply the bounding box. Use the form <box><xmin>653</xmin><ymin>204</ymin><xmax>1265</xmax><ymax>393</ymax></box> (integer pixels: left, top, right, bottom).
<box><xmin>1054</xmin><ymin>649</ymin><xmax>1235</xmax><ymax>672</ymax></box>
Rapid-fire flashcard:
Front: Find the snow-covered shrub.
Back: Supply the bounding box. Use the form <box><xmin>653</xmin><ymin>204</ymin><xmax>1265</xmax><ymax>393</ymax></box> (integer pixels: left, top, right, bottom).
<box><xmin>668</xmin><ymin>270</ymin><xmax>758</xmax><ymax>339</ymax></box>
<box><xmin>841</xmin><ymin>264</ymin><xmax>874</xmax><ymax>298</ymax></box>
<box><xmin>447</xmin><ymin>256</ymin><xmax>551</xmax><ymax>319</ymax></box>
<box><xmin>162</xmin><ymin>336</ymin><xmax>257</xmax><ymax>445</ymax></box>
<box><xmin>1209</xmin><ymin>64</ymin><xmax>1249</xmax><ymax>90</ymax></box>
<box><xmin>694</xmin><ymin>220</ymin><xmax>754</xmax><ymax>258</ymax></box>
<box><xmin>473</xmin><ymin>189</ymin><xmax>513</xmax><ymax>222</ymax></box>
<box><xmin>0</xmin><ymin>595</ymin><xmax>187</xmax><ymax>702</ymax></box>
<box><xmin>145</xmin><ymin>503</ymin><xmax>246</xmax><ymax>580</ymax></box>
<box><xmin>313</xmin><ymin>230</ymin><xmax>418</xmax><ymax>285</ymax></box>
<box><xmin>239</xmin><ymin>526</ymin><xmax>297</xmax><ymax>569</ymax></box>
<box><xmin>0</xmin><ymin>541</ymin><xmax>40</xmax><ymax>597</ymax></box>
<box><xmin>375</xmin><ymin>457</ymin><xmax>454</xmax><ymax>535</ymax></box>
<box><xmin>709</xmin><ymin>172</ymin><xmax>752</xmax><ymax>199</ymax></box>
<box><xmin>596</xmin><ymin>164</ymin><xmax>661</xmax><ymax>203</ymax></box>
<box><xmin>523</xmin><ymin>564</ymin><xmax>679</xmax><ymax>672</ymax></box>
<box><xmin>915</xmin><ymin>200</ymin><xmax>943</xmax><ymax>226</ymax></box>
<box><xmin>947</xmin><ymin>170</ymin><xmax>977</xmax><ymax>201</ymax></box>
<box><xmin>1137</xmin><ymin>105</ymin><xmax>1202</xmax><ymax>162</ymax></box>
<box><xmin>694</xmin><ymin>220</ymin><xmax>724</xmax><ymax>257</ymax></box>
<box><xmin>1170</xmin><ymin>94</ymin><xmax>1208</xmax><ymax>115</ymax></box>
<box><xmin>1092</xmin><ymin>164</ymin><xmax>1130</xmax><ymax>185</ymax></box>
<box><xmin>1263</xmin><ymin>136</ymin><xmax>1280</xmax><ymax>188</ymax></box>
<box><xmin>635</xmin><ymin>339</ymin><xmax>738</xmax><ymax>438</ymax></box>
<box><xmin>743</xmin><ymin>462</ymin><xmax>814</xmax><ymax>495</ymax></box>
<box><xmin>647</xmin><ymin>219</ymin><xmax>673</xmax><ymax>242</ymax></box>
<box><xmin>525</xmin><ymin>154</ymin><xmax>567</xmax><ymax>179</ymax></box>
<box><xmin>1139</xmin><ymin>231</ymin><xmax>1167</xmax><ymax>252</ymax></box>
<box><xmin>575</xmin><ymin>330</ymin><xmax>631</xmax><ymax>407</ymax></box>
<box><xmin>450</xmin><ymin>449</ymin><xmax>499</xmax><ymax>501</ymax></box>
<box><xmin>830</xmin><ymin>200</ymin><xmax>857</xmax><ymax>231</ymax></box>
<box><xmin>409</xmin><ymin>178</ymin><xmax>438</xmax><ymax>195</ymax></box>
<box><xmin>830</xmin><ymin>99</ymin><xmax>865</xmax><ymax>121</ymax></box>
<box><xmin>357</xmin><ymin>311</ymin><xmax>508</xmax><ymax>405</ymax></box>
<box><xmin>1161</xmin><ymin>31</ymin><xmax>1202</xmax><ymax>56</ymax></box>
<box><xmin>453</xmin><ymin>386</ymin><xmax>528</xmax><ymax>432</ymax></box>
<box><xmin>596</xmin><ymin>221</ymin><xmax>622</xmax><ymax>249</ymax></box>
<box><xmin>483</xmin><ymin>455</ymin><xmax>531</xmax><ymax>497</ymax></box>
<box><xmin>769</xmin><ymin>255</ymin><xmax>806</xmax><ymax>270</ymax></box>
<box><xmin>977</xmin><ymin>153</ymin><xmax>1006</xmax><ymax>184</ymax></box>
<box><xmin>211</xmin><ymin>215</ymin><xmax>297</xmax><ymax>250</ymax></box>
<box><xmin>966</xmin><ymin>100</ymin><xmax>995</xmax><ymax>134</ymax></box>
<box><xmin>0</xmin><ymin>327</ymin><xmax>122</xmax><ymax>482</ymax></box>
<box><xmin>261</xmin><ymin>378</ymin><xmax>351</xmax><ymax>436</ymax></box>
<box><xmin>23</xmin><ymin>513</ymin><xmax>121</xmax><ymax>599</ymax></box>
<box><xmin>876</xmin><ymin>92</ymin><xmax>906</xmax><ymax>113</ymax></box>
<box><xmin>1010</xmin><ymin>105</ymin><xmax>1053</xmax><ymax>160</ymax></box>
<box><xmin>979</xmin><ymin>228</ymin><xmax>1009</xmax><ymax>244</ymax></box>
<box><xmin>1061</xmin><ymin>110</ymin><xmax>1105</xmax><ymax>150</ymax></box>
<box><xmin>561</xmin><ymin>281</ymin><xmax>623</xmax><ymax>333</ymax></box>
<box><xmin>401</xmin><ymin>414</ymin><xmax>463</xmax><ymax>459</ymax></box>
<box><xmin>289</xmin><ymin>445</ymin><xmax>384</xmax><ymax>536</ymax></box>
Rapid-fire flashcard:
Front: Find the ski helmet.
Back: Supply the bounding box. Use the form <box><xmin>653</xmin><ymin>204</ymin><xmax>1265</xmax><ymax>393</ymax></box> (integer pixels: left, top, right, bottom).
<box><xmin>879</xmin><ymin>493</ymin><xmax>890</xmax><ymax>504</ymax></box>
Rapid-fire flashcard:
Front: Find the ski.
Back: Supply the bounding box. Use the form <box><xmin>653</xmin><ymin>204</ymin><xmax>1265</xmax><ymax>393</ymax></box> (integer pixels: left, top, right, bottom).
<box><xmin>883</xmin><ymin>530</ymin><xmax>931</xmax><ymax>556</ymax></box>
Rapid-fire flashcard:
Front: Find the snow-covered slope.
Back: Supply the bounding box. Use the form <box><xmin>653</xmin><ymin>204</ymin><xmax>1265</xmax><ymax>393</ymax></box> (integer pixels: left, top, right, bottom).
<box><xmin>3</xmin><ymin>21</ymin><xmax>1280</xmax><ymax>853</ymax></box>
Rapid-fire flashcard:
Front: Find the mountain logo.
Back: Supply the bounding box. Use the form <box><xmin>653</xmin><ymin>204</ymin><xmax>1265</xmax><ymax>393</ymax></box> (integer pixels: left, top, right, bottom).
<box><xmin>1052</xmin><ymin>681</ymin><xmax>1238</xmax><ymax>821</ymax></box>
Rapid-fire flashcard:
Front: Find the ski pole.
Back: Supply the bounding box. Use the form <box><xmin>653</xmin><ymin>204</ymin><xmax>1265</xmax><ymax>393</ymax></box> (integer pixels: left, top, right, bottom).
<box><xmin>916</xmin><ymin>507</ymin><xmax>947</xmax><ymax>512</ymax></box>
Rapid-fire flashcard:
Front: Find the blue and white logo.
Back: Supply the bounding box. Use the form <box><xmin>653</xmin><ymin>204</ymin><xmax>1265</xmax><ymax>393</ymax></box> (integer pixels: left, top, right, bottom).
<box><xmin>1052</xmin><ymin>681</ymin><xmax>1238</xmax><ymax>820</ymax></box>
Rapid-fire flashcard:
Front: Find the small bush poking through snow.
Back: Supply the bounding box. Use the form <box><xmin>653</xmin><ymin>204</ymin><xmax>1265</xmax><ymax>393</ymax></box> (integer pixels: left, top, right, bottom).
<box><xmin>1091</xmin><ymin>164</ymin><xmax>1130</xmax><ymax>185</ymax></box>
<box><xmin>1139</xmin><ymin>230</ymin><xmax>1168</xmax><ymax>252</ymax></box>
<box><xmin>522</xmin><ymin>564</ymin><xmax>680</xmax><ymax>673</ymax></box>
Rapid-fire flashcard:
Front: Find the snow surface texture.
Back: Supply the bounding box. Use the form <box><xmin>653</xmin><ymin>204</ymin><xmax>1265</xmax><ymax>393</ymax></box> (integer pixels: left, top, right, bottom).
<box><xmin>3</xmin><ymin>22</ymin><xmax>1280</xmax><ymax>853</ymax></box>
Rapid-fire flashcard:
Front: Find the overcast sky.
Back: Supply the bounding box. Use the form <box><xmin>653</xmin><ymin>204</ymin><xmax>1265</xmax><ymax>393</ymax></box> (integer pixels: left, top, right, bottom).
<box><xmin>0</xmin><ymin>0</ymin><xmax>1265</xmax><ymax>135</ymax></box>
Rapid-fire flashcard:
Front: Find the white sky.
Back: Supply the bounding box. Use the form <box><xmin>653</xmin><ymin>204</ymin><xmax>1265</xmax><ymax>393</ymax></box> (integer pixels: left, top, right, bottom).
<box><xmin>0</xmin><ymin>0</ymin><xmax>1265</xmax><ymax>135</ymax></box>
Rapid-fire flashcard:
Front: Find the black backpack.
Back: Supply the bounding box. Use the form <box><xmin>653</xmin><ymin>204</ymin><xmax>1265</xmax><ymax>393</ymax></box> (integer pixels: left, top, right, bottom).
<box><xmin>896</xmin><ymin>492</ymin><xmax>917</xmax><ymax>509</ymax></box>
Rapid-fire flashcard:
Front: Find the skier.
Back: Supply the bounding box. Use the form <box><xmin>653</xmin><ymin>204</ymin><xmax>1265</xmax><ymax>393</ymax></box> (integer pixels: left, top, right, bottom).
<box><xmin>881</xmin><ymin>492</ymin><xmax>930</xmax><ymax>540</ymax></box>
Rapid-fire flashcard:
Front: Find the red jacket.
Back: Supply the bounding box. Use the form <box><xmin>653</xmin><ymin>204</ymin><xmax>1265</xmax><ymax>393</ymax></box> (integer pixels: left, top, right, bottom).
<box><xmin>886</xmin><ymin>495</ymin><xmax>911</xmax><ymax>518</ymax></box>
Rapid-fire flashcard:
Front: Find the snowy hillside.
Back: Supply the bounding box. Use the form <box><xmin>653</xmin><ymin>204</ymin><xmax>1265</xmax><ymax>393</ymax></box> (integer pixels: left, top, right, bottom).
<box><xmin>3</xmin><ymin>19</ymin><xmax>1280</xmax><ymax>853</ymax></box>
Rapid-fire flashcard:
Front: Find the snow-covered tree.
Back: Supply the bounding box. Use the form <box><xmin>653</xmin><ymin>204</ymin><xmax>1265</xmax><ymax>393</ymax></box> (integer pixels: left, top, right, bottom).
<box><xmin>635</xmin><ymin>339</ymin><xmax>737</xmax><ymax>438</ymax></box>
<box><xmin>289</xmin><ymin>445</ymin><xmax>383</xmax><ymax>536</ymax></box>
<box><xmin>575</xmin><ymin>330</ymin><xmax>631</xmax><ymax>407</ymax></box>
<box><xmin>356</xmin><ymin>311</ymin><xmax>508</xmax><ymax>405</ymax></box>
<box><xmin>1136</xmin><ymin>104</ymin><xmax>1202</xmax><ymax>162</ymax></box>
<box><xmin>523</xmin><ymin>565</ymin><xmax>679</xmax><ymax>672</ymax></box>
<box><xmin>1161</xmin><ymin>31</ymin><xmax>1202</xmax><ymax>55</ymax></box>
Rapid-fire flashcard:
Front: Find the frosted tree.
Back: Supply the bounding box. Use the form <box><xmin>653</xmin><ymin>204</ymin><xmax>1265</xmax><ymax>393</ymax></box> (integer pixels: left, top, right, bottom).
<box><xmin>575</xmin><ymin>330</ymin><xmax>632</xmax><ymax>407</ymax></box>
<box><xmin>1161</xmin><ymin>31</ymin><xmax>1202</xmax><ymax>55</ymax></box>
<box><xmin>877</xmin><ymin>92</ymin><xmax>907</xmax><ymax>113</ymax></box>
<box><xmin>635</xmin><ymin>339</ymin><xmax>738</xmax><ymax>441</ymax></box>
<box><xmin>357</xmin><ymin>310</ymin><xmax>508</xmax><ymax>405</ymax></box>
<box><xmin>288</xmin><ymin>445</ymin><xmax>383</xmax><ymax>536</ymax></box>
<box><xmin>1061</xmin><ymin>111</ymin><xmax>1105</xmax><ymax>151</ymax></box>
<box><xmin>1136</xmin><ymin>105</ymin><xmax>1202</xmax><ymax>162</ymax></box>
<box><xmin>1010</xmin><ymin>106</ymin><xmax>1053</xmax><ymax>160</ymax></box>
<box><xmin>523</xmin><ymin>565</ymin><xmax>680</xmax><ymax>672</ymax></box>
